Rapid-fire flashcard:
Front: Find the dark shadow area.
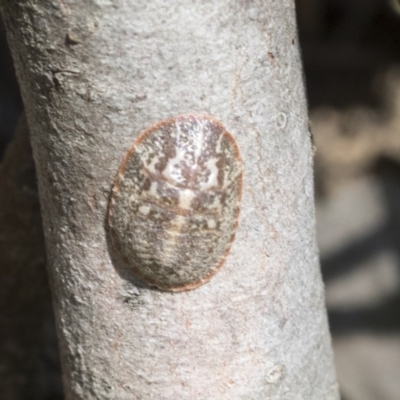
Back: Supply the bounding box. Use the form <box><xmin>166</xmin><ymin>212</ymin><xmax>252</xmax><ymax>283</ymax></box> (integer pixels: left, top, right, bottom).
<box><xmin>329</xmin><ymin>294</ymin><xmax>400</xmax><ymax>334</ymax></box>
<box><xmin>322</xmin><ymin>226</ymin><xmax>395</xmax><ymax>282</ymax></box>
<box><xmin>298</xmin><ymin>0</ymin><xmax>400</xmax><ymax>109</ymax></box>
<box><xmin>0</xmin><ymin>18</ymin><xmax>23</xmax><ymax>160</ymax></box>
<box><xmin>0</xmin><ymin>117</ymin><xmax>63</xmax><ymax>399</ymax></box>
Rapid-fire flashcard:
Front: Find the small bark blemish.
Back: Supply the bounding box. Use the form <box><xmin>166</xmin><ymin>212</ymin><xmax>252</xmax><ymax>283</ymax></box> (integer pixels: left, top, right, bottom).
<box><xmin>276</xmin><ymin>112</ymin><xmax>288</xmax><ymax>129</ymax></box>
<box><xmin>266</xmin><ymin>365</ymin><xmax>284</xmax><ymax>383</ymax></box>
<box><xmin>51</xmin><ymin>68</ymin><xmax>81</xmax><ymax>89</ymax></box>
<box><xmin>65</xmin><ymin>32</ymin><xmax>82</xmax><ymax>45</ymax></box>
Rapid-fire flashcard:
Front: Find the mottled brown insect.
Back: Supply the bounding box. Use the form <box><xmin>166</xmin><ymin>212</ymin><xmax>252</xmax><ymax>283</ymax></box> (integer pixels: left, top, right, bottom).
<box><xmin>108</xmin><ymin>115</ymin><xmax>242</xmax><ymax>291</ymax></box>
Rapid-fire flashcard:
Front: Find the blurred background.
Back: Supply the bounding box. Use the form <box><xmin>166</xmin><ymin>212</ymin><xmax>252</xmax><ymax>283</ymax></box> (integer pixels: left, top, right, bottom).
<box><xmin>1</xmin><ymin>1</ymin><xmax>400</xmax><ymax>399</ymax></box>
<box><xmin>297</xmin><ymin>1</ymin><xmax>400</xmax><ymax>399</ymax></box>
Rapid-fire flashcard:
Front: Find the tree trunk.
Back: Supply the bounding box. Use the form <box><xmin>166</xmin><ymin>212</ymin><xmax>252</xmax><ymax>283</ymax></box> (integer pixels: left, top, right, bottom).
<box><xmin>1</xmin><ymin>1</ymin><xmax>339</xmax><ymax>398</ymax></box>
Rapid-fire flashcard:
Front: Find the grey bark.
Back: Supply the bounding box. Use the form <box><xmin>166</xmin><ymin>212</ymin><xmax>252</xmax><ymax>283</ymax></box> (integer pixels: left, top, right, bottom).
<box><xmin>1</xmin><ymin>1</ymin><xmax>339</xmax><ymax>399</ymax></box>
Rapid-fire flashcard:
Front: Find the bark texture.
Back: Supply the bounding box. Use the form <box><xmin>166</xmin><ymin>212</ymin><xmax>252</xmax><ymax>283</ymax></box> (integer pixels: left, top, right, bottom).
<box><xmin>2</xmin><ymin>1</ymin><xmax>339</xmax><ymax>398</ymax></box>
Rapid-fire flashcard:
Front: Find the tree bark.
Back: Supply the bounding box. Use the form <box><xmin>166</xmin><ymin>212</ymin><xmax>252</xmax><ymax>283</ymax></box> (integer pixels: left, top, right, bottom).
<box><xmin>1</xmin><ymin>1</ymin><xmax>339</xmax><ymax>399</ymax></box>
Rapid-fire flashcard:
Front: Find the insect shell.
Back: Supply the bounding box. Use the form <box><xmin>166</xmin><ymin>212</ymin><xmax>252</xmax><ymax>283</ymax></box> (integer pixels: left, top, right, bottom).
<box><xmin>108</xmin><ymin>115</ymin><xmax>243</xmax><ymax>292</ymax></box>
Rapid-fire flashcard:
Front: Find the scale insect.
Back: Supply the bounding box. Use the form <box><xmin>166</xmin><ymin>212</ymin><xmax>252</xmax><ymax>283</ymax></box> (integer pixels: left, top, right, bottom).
<box><xmin>108</xmin><ymin>115</ymin><xmax>243</xmax><ymax>291</ymax></box>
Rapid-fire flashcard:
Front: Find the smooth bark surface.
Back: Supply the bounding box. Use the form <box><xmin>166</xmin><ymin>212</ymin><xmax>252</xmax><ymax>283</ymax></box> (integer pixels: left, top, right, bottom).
<box><xmin>2</xmin><ymin>1</ymin><xmax>339</xmax><ymax>398</ymax></box>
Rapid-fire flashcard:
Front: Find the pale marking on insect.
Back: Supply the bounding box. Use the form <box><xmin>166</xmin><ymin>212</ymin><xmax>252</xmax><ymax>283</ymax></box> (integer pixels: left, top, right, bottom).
<box><xmin>207</xmin><ymin>219</ymin><xmax>217</xmax><ymax>229</ymax></box>
<box><xmin>147</xmin><ymin>156</ymin><xmax>160</xmax><ymax>174</ymax></box>
<box><xmin>148</xmin><ymin>181</ymin><xmax>158</xmax><ymax>197</ymax></box>
<box><xmin>193</xmin><ymin>120</ymin><xmax>205</xmax><ymax>164</ymax></box>
<box><xmin>162</xmin><ymin>215</ymin><xmax>186</xmax><ymax>262</ymax></box>
<box><xmin>178</xmin><ymin>189</ymin><xmax>196</xmax><ymax>210</ymax></box>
